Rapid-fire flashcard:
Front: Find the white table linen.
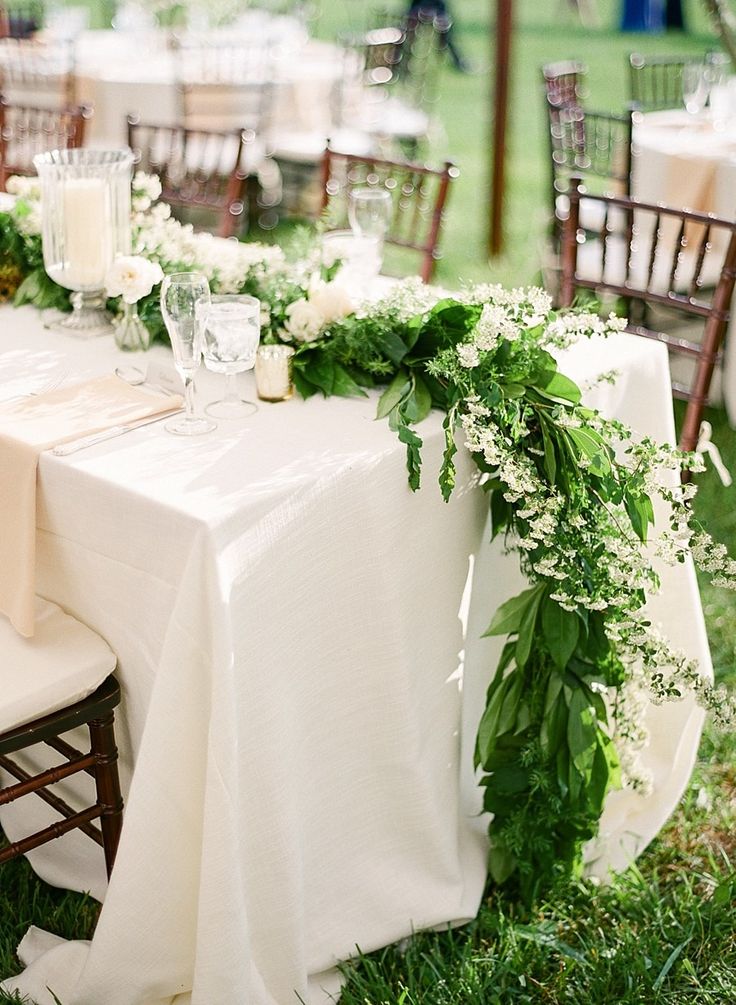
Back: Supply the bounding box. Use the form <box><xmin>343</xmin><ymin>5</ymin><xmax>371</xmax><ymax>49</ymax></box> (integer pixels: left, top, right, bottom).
<box><xmin>68</xmin><ymin>31</ymin><xmax>346</xmax><ymax>149</ymax></box>
<box><xmin>0</xmin><ymin>304</ymin><xmax>711</xmax><ymax>1005</ymax></box>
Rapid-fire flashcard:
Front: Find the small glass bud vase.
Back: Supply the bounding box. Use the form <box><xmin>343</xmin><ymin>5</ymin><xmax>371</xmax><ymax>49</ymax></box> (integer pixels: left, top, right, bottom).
<box><xmin>114</xmin><ymin>301</ymin><xmax>152</xmax><ymax>352</ymax></box>
<box><xmin>255</xmin><ymin>344</ymin><xmax>295</xmax><ymax>401</ymax></box>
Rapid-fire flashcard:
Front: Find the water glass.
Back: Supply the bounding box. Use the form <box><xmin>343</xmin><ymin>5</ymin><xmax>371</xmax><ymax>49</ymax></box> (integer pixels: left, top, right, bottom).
<box><xmin>682</xmin><ymin>63</ymin><xmax>710</xmax><ymax>116</ymax></box>
<box><xmin>348</xmin><ymin>187</ymin><xmax>392</xmax><ymax>240</ymax></box>
<box><xmin>201</xmin><ymin>295</ymin><xmax>261</xmax><ymax>419</ymax></box>
<box><xmin>160</xmin><ymin>272</ymin><xmax>216</xmax><ymax>436</ymax></box>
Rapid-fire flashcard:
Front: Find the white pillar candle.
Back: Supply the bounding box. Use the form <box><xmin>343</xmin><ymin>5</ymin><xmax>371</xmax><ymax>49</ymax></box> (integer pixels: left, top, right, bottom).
<box><xmin>63</xmin><ymin>178</ymin><xmax>110</xmax><ymax>289</ymax></box>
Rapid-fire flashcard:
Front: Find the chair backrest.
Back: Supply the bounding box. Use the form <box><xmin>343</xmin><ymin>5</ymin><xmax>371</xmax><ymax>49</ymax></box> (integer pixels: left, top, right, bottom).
<box><xmin>542</xmin><ymin>59</ymin><xmax>586</xmax><ymax>109</ymax></box>
<box><xmin>0</xmin><ymin>37</ymin><xmax>75</xmax><ymax>109</ymax></box>
<box><xmin>628</xmin><ymin>52</ymin><xmax>699</xmax><ymax>111</ymax></box>
<box><xmin>0</xmin><ymin>96</ymin><xmax>90</xmax><ymax>189</ymax></box>
<box><xmin>127</xmin><ymin>116</ymin><xmax>248</xmax><ymax>238</ymax></box>
<box><xmin>546</xmin><ymin>102</ymin><xmax>634</xmax><ymax>223</ymax></box>
<box><xmin>321</xmin><ymin>147</ymin><xmax>458</xmax><ymax>282</ymax></box>
<box><xmin>173</xmin><ymin>42</ymin><xmax>274</xmax><ymax>134</ymax></box>
<box><xmin>560</xmin><ymin>176</ymin><xmax>736</xmax><ymax>453</ymax></box>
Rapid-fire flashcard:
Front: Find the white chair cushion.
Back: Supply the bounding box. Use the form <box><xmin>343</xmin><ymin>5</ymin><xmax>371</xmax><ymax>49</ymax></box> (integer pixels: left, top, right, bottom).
<box><xmin>0</xmin><ymin>597</ymin><xmax>116</xmax><ymax>736</ymax></box>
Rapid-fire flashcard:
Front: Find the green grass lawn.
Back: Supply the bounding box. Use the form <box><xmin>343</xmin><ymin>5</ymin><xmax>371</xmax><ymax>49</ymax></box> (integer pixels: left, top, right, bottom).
<box><xmin>2</xmin><ymin>2</ymin><xmax>735</xmax><ymax>1003</ymax></box>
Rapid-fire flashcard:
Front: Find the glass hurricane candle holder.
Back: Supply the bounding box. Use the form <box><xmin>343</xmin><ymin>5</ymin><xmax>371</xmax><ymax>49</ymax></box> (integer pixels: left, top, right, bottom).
<box><xmin>34</xmin><ymin>148</ymin><xmax>134</xmax><ymax>337</ymax></box>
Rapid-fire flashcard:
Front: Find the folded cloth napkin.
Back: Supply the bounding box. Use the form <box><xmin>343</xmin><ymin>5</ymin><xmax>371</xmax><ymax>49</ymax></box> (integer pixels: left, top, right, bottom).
<box><xmin>0</xmin><ymin>374</ymin><xmax>182</xmax><ymax>638</ymax></box>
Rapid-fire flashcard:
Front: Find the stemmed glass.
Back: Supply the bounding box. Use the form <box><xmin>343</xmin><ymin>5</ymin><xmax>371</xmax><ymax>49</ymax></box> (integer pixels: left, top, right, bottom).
<box><xmin>160</xmin><ymin>272</ymin><xmax>217</xmax><ymax>436</ymax></box>
<box><xmin>682</xmin><ymin>63</ymin><xmax>710</xmax><ymax>117</ymax></box>
<box><xmin>347</xmin><ymin>187</ymin><xmax>392</xmax><ymax>276</ymax></box>
<box><xmin>348</xmin><ymin>187</ymin><xmax>392</xmax><ymax>239</ymax></box>
<box><xmin>200</xmin><ymin>295</ymin><xmax>261</xmax><ymax>419</ymax></box>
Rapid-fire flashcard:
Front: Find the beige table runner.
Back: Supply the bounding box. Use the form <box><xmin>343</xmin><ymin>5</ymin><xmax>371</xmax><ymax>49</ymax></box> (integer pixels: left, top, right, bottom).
<box><xmin>0</xmin><ymin>374</ymin><xmax>181</xmax><ymax>637</ymax></box>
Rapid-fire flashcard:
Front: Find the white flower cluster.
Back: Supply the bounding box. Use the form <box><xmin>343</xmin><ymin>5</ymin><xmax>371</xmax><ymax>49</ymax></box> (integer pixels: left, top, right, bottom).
<box><xmin>356</xmin><ymin>276</ymin><xmax>438</xmax><ymax>323</ymax></box>
<box><xmin>5</xmin><ymin>175</ymin><xmax>41</xmax><ymax>236</ymax></box>
<box><xmin>281</xmin><ymin>280</ymin><xmax>354</xmax><ymax>343</ymax></box>
<box><xmin>460</xmin><ymin>284</ymin><xmax>552</xmax><ymax>330</ymax></box>
<box><xmin>542</xmin><ymin>311</ymin><xmax>628</xmax><ymax>351</ymax></box>
<box><xmin>105</xmin><ymin>255</ymin><xmax>164</xmax><ymax>304</ymax></box>
<box><xmin>130</xmin><ymin>174</ymin><xmax>286</xmax><ymax>295</ymax></box>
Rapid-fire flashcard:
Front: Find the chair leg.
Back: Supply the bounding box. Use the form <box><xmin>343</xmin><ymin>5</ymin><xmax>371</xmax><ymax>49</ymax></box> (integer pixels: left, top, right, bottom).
<box><xmin>88</xmin><ymin>712</ymin><xmax>123</xmax><ymax>878</ymax></box>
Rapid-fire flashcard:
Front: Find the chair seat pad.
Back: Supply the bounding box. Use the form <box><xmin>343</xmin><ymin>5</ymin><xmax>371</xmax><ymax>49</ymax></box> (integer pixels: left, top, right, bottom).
<box><xmin>0</xmin><ymin>597</ymin><xmax>116</xmax><ymax>735</ymax></box>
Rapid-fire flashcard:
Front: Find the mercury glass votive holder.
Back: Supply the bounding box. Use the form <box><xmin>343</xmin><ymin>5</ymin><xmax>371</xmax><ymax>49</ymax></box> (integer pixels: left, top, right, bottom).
<box><xmin>255</xmin><ymin>344</ymin><xmax>295</xmax><ymax>401</ymax></box>
<box><xmin>34</xmin><ymin>148</ymin><xmax>134</xmax><ymax>337</ymax></box>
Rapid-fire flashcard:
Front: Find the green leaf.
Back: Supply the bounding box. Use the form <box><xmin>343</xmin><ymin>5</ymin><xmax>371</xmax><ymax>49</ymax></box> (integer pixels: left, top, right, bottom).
<box><xmin>397</xmin><ymin>420</ymin><xmax>423</xmax><ymax>491</ymax></box>
<box><xmin>376</xmin><ymin>328</ymin><xmax>410</xmax><ymax>366</ymax></box>
<box><xmin>488</xmin><ymin>843</ymin><xmax>517</xmax><ymax>885</ymax></box>
<box><xmin>541</xmin><ymin>598</ymin><xmax>580</xmax><ymax>669</ymax></box>
<box><xmin>475</xmin><ymin>674</ymin><xmax>511</xmax><ymax>767</ymax></box>
<box><xmin>540</xmin><ymin>692</ymin><xmax>567</xmax><ymax>757</ymax></box>
<box><xmin>567</xmin><ymin>689</ymin><xmax>597</xmax><ymax>778</ymax></box>
<box><xmin>489</xmin><ymin>764</ymin><xmax>529</xmax><ymax>793</ymax></box>
<box><xmin>496</xmin><ymin>673</ymin><xmax>523</xmax><ymax>736</ymax></box>
<box><xmin>538</xmin><ymin>371</ymin><xmax>582</xmax><ymax>404</ymax></box>
<box><xmin>376</xmin><ymin>369</ymin><xmax>410</xmax><ymax>419</ymax></box>
<box><xmin>540</xmin><ymin>420</ymin><xmax>557</xmax><ymax>484</ymax></box>
<box><xmin>515</xmin><ymin>584</ymin><xmax>545</xmax><ymax>669</ymax></box>
<box><xmin>401</xmin><ymin>373</ymin><xmax>433</xmax><ymax>423</ymax></box>
<box><xmin>652</xmin><ymin>938</ymin><xmax>692</xmax><ymax>992</ymax></box>
<box><xmin>483</xmin><ymin>584</ymin><xmax>543</xmax><ymax>638</ymax></box>
<box><xmin>331</xmin><ymin>364</ymin><xmax>367</xmax><ymax>399</ymax></box>
<box><xmin>439</xmin><ymin>407</ymin><xmax>458</xmax><ymax>503</ymax></box>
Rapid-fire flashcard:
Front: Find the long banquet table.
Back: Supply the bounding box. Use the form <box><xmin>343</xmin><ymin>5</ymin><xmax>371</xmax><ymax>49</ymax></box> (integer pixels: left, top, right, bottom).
<box><xmin>0</xmin><ymin>302</ymin><xmax>711</xmax><ymax>1004</ymax></box>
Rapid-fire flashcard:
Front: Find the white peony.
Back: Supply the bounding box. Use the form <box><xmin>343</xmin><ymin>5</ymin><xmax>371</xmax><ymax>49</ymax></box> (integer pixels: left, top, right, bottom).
<box><xmin>283</xmin><ymin>298</ymin><xmax>325</xmax><ymax>343</ymax></box>
<box><xmin>308</xmin><ymin>281</ymin><xmax>354</xmax><ymax>324</ymax></box>
<box><xmin>105</xmin><ymin>255</ymin><xmax>164</xmax><ymax>304</ymax></box>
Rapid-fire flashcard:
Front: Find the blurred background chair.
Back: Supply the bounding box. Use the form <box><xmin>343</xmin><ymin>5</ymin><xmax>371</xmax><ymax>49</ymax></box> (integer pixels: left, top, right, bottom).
<box><xmin>541</xmin><ymin>58</ymin><xmax>587</xmax><ymax>111</ymax></box>
<box><xmin>127</xmin><ymin>116</ymin><xmax>249</xmax><ymax>238</ymax></box>
<box><xmin>0</xmin><ymin>96</ymin><xmax>90</xmax><ymax>189</ymax></box>
<box><xmin>0</xmin><ymin>598</ymin><xmax>123</xmax><ymax>880</ymax></box>
<box><xmin>628</xmin><ymin>52</ymin><xmax>699</xmax><ymax>111</ymax></box>
<box><xmin>0</xmin><ymin>36</ymin><xmax>76</xmax><ymax>109</ymax></box>
<box><xmin>0</xmin><ymin>3</ymin><xmax>40</xmax><ymax>39</ymax></box>
<box><xmin>545</xmin><ymin>101</ymin><xmax>635</xmax><ymax>236</ymax></box>
<box><xmin>559</xmin><ymin>176</ymin><xmax>736</xmax><ymax>455</ymax></box>
<box><xmin>321</xmin><ymin>146</ymin><xmax>458</xmax><ymax>282</ymax></box>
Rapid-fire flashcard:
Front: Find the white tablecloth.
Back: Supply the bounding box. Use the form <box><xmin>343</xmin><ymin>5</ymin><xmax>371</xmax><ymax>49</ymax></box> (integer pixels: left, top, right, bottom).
<box><xmin>633</xmin><ymin>109</ymin><xmax>736</xmax><ymax>423</ymax></box>
<box><xmin>0</xmin><ymin>304</ymin><xmax>710</xmax><ymax>1004</ymax></box>
<box><xmin>76</xmin><ymin>31</ymin><xmax>346</xmax><ymax>148</ymax></box>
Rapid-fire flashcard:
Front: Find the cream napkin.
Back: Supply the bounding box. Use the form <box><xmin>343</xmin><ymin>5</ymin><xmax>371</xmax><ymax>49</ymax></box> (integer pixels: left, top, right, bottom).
<box><xmin>0</xmin><ymin>374</ymin><xmax>182</xmax><ymax>638</ymax></box>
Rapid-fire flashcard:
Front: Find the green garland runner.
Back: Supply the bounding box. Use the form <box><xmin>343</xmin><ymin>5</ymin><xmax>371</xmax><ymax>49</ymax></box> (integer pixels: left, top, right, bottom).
<box><xmin>2</xmin><ymin>190</ymin><xmax>735</xmax><ymax>900</ymax></box>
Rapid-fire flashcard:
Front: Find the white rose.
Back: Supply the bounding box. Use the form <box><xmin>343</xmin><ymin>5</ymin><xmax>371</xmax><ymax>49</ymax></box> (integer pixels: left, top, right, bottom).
<box><xmin>284</xmin><ymin>298</ymin><xmax>324</xmax><ymax>343</ymax></box>
<box><xmin>308</xmin><ymin>281</ymin><xmax>354</xmax><ymax>324</ymax></box>
<box><xmin>105</xmin><ymin>255</ymin><xmax>164</xmax><ymax>304</ymax></box>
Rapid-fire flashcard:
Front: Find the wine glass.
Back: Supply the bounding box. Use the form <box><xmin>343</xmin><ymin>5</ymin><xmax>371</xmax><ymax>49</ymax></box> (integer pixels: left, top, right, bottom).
<box><xmin>682</xmin><ymin>63</ymin><xmax>710</xmax><ymax>116</ymax></box>
<box><xmin>200</xmin><ymin>295</ymin><xmax>261</xmax><ymax>419</ymax></box>
<box><xmin>159</xmin><ymin>272</ymin><xmax>217</xmax><ymax>436</ymax></box>
<box><xmin>347</xmin><ymin>187</ymin><xmax>392</xmax><ymax>277</ymax></box>
<box><xmin>348</xmin><ymin>187</ymin><xmax>392</xmax><ymax>240</ymax></box>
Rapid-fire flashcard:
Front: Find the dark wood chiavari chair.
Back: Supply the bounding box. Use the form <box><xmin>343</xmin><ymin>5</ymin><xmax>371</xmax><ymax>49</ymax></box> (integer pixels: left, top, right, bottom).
<box><xmin>127</xmin><ymin>116</ymin><xmax>249</xmax><ymax>239</ymax></box>
<box><xmin>560</xmin><ymin>175</ymin><xmax>736</xmax><ymax>456</ymax></box>
<box><xmin>545</xmin><ymin>100</ymin><xmax>635</xmax><ymax>232</ymax></box>
<box><xmin>0</xmin><ymin>36</ymin><xmax>76</xmax><ymax>108</ymax></box>
<box><xmin>541</xmin><ymin>59</ymin><xmax>587</xmax><ymax>110</ymax></box>
<box><xmin>0</xmin><ymin>599</ymin><xmax>123</xmax><ymax>881</ymax></box>
<box><xmin>321</xmin><ymin>147</ymin><xmax>458</xmax><ymax>283</ymax></box>
<box><xmin>628</xmin><ymin>52</ymin><xmax>701</xmax><ymax>111</ymax></box>
<box><xmin>0</xmin><ymin>96</ymin><xmax>90</xmax><ymax>189</ymax></box>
